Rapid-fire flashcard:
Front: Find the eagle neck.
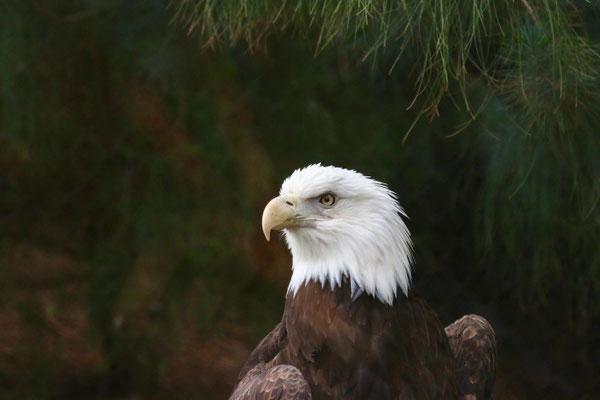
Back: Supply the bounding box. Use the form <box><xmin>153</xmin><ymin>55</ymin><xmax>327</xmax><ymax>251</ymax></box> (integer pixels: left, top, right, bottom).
<box><xmin>284</xmin><ymin>222</ymin><xmax>413</xmax><ymax>305</ymax></box>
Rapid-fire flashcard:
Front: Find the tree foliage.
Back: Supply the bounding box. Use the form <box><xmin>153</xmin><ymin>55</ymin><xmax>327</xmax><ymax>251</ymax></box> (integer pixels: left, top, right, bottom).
<box><xmin>174</xmin><ymin>1</ymin><xmax>599</xmax><ymax>125</ymax></box>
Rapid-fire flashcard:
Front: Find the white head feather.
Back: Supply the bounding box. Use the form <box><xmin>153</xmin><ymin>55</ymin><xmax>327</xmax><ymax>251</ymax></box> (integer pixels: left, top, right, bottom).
<box><xmin>279</xmin><ymin>164</ymin><xmax>413</xmax><ymax>305</ymax></box>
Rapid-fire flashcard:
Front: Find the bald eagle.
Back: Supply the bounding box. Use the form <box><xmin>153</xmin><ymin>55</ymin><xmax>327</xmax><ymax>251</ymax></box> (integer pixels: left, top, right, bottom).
<box><xmin>231</xmin><ymin>165</ymin><xmax>496</xmax><ymax>400</ymax></box>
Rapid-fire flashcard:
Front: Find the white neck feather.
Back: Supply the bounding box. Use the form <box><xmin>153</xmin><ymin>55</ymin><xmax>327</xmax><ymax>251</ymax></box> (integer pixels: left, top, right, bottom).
<box><xmin>284</xmin><ymin>208</ymin><xmax>413</xmax><ymax>305</ymax></box>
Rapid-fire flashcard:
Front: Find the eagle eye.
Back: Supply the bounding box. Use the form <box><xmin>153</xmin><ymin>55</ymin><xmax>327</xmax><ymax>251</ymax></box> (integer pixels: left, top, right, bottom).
<box><xmin>319</xmin><ymin>193</ymin><xmax>336</xmax><ymax>206</ymax></box>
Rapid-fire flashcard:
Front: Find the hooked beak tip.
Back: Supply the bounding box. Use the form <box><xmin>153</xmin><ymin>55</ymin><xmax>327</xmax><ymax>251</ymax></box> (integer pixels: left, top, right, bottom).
<box><xmin>263</xmin><ymin>228</ymin><xmax>271</xmax><ymax>242</ymax></box>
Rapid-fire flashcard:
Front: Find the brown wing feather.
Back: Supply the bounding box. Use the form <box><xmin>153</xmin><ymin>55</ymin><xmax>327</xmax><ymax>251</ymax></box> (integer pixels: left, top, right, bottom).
<box><xmin>237</xmin><ymin>322</ymin><xmax>287</xmax><ymax>382</ymax></box>
<box><xmin>230</xmin><ymin>363</ymin><xmax>311</xmax><ymax>400</ymax></box>
<box><xmin>445</xmin><ymin>314</ymin><xmax>497</xmax><ymax>400</ymax></box>
<box><xmin>395</xmin><ymin>295</ymin><xmax>462</xmax><ymax>400</ymax></box>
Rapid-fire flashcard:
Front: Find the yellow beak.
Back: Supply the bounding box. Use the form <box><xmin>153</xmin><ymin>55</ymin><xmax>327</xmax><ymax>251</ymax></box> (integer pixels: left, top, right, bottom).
<box><xmin>262</xmin><ymin>195</ymin><xmax>297</xmax><ymax>241</ymax></box>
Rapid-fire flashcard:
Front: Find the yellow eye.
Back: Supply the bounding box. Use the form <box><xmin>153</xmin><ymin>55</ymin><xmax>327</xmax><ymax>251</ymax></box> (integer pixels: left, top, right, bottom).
<box><xmin>319</xmin><ymin>193</ymin><xmax>336</xmax><ymax>206</ymax></box>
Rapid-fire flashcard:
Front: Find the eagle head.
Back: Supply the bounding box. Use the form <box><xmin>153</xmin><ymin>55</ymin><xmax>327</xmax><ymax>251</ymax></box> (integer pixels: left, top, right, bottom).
<box><xmin>262</xmin><ymin>164</ymin><xmax>413</xmax><ymax>305</ymax></box>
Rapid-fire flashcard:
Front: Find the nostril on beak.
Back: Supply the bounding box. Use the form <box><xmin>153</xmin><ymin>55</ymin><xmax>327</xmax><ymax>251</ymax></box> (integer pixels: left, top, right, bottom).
<box><xmin>286</xmin><ymin>201</ymin><xmax>294</xmax><ymax>207</ymax></box>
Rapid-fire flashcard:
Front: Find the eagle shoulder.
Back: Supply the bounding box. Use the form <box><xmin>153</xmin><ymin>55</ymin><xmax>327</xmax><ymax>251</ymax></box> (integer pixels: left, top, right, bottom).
<box><xmin>230</xmin><ymin>363</ymin><xmax>311</xmax><ymax>400</ymax></box>
<box><xmin>232</xmin><ymin>322</ymin><xmax>312</xmax><ymax>400</ymax></box>
<box><xmin>445</xmin><ymin>314</ymin><xmax>497</xmax><ymax>400</ymax></box>
<box><xmin>237</xmin><ymin>321</ymin><xmax>287</xmax><ymax>382</ymax></box>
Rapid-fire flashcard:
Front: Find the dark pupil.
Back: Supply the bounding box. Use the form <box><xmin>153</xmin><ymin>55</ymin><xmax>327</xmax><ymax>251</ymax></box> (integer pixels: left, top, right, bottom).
<box><xmin>324</xmin><ymin>195</ymin><xmax>331</xmax><ymax>204</ymax></box>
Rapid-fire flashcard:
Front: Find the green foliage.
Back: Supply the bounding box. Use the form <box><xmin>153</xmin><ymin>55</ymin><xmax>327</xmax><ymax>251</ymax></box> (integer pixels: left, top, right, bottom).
<box><xmin>477</xmin><ymin>4</ymin><xmax>600</xmax><ymax>325</ymax></box>
<box><xmin>481</xmin><ymin>107</ymin><xmax>600</xmax><ymax>321</ymax></box>
<box><xmin>173</xmin><ymin>1</ymin><xmax>599</xmax><ymax>128</ymax></box>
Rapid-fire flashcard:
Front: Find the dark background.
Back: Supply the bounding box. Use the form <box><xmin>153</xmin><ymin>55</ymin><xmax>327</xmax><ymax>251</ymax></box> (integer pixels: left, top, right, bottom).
<box><xmin>1</xmin><ymin>1</ymin><xmax>599</xmax><ymax>399</ymax></box>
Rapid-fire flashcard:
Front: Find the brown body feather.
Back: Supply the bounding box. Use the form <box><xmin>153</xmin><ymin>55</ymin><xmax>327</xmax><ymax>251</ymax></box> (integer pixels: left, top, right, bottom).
<box><xmin>445</xmin><ymin>315</ymin><xmax>497</xmax><ymax>400</ymax></box>
<box><xmin>231</xmin><ymin>278</ymin><xmax>495</xmax><ymax>400</ymax></box>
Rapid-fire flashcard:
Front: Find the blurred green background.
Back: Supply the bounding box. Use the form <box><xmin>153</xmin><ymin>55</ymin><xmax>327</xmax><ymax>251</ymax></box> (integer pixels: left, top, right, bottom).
<box><xmin>1</xmin><ymin>1</ymin><xmax>599</xmax><ymax>399</ymax></box>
